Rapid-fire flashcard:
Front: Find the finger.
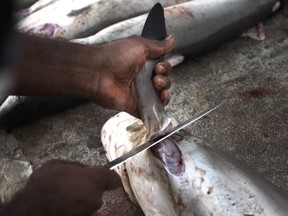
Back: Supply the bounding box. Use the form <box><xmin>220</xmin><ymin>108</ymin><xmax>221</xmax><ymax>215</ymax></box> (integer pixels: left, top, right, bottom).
<box><xmin>153</xmin><ymin>75</ymin><xmax>172</xmax><ymax>91</ymax></box>
<box><xmin>160</xmin><ymin>90</ymin><xmax>170</xmax><ymax>106</ymax></box>
<box><xmin>154</xmin><ymin>60</ymin><xmax>172</xmax><ymax>76</ymax></box>
<box><xmin>91</xmin><ymin>167</ymin><xmax>123</xmax><ymax>191</ymax></box>
<box><xmin>143</xmin><ymin>34</ymin><xmax>176</xmax><ymax>59</ymax></box>
<box><xmin>102</xmin><ymin>169</ymin><xmax>123</xmax><ymax>190</ymax></box>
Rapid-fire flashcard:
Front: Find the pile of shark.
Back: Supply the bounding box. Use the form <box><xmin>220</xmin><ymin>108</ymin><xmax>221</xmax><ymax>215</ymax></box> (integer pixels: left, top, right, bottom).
<box><xmin>1</xmin><ymin>0</ymin><xmax>286</xmax><ymax>127</ymax></box>
<box><xmin>1</xmin><ymin>0</ymin><xmax>287</xmax><ymax>215</ymax></box>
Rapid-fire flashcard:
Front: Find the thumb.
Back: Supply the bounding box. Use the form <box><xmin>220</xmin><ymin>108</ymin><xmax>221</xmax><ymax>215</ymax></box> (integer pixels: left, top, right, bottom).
<box><xmin>144</xmin><ymin>34</ymin><xmax>176</xmax><ymax>59</ymax></box>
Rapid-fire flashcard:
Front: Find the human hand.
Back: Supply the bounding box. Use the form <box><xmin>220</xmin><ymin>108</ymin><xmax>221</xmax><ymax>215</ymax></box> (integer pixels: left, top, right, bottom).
<box><xmin>92</xmin><ymin>34</ymin><xmax>175</xmax><ymax>118</ymax></box>
<box><xmin>3</xmin><ymin>159</ymin><xmax>122</xmax><ymax>216</ymax></box>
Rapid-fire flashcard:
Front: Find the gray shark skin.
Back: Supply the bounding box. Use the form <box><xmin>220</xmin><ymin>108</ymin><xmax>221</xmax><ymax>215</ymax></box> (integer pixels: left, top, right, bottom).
<box><xmin>74</xmin><ymin>0</ymin><xmax>284</xmax><ymax>57</ymax></box>
<box><xmin>0</xmin><ymin>96</ymin><xmax>86</xmax><ymax>128</ymax></box>
<box><xmin>1</xmin><ymin>0</ymin><xmax>285</xmax><ymax>128</ymax></box>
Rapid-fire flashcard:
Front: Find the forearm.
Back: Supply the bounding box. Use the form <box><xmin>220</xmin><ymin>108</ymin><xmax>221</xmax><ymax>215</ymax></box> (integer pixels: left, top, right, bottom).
<box><xmin>10</xmin><ymin>32</ymin><xmax>101</xmax><ymax>99</ymax></box>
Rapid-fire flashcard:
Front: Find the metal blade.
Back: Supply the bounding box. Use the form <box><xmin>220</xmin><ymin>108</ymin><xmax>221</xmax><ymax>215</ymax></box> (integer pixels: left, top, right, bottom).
<box><xmin>104</xmin><ymin>101</ymin><xmax>225</xmax><ymax>170</ymax></box>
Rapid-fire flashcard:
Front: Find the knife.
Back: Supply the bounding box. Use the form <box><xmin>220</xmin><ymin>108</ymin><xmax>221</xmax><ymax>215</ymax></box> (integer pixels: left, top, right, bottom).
<box><xmin>104</xmin><ymin>101</ymin><xmax>225</xmax><ymax>170</ymax></box>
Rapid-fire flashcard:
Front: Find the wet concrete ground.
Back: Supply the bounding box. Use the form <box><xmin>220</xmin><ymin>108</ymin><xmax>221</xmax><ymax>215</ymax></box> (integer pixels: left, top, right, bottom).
<box><xmin>0</xmin><ymin>4</ymin><xmax>287</xmax><ymax>216</ymax></box>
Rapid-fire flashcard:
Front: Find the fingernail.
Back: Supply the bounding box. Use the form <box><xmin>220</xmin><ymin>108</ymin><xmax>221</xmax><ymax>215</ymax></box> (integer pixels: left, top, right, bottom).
<box><xmin>158</xmin><ymin>64</ymin><xmax>166</xmax><ymax>73</ymax></box>
<box><xmin>162</xmin><ymin>90</ymin><xmax>170</xmax><ymax>106</ymax></box>
<box><xmin>158</xmin><ymin>76</ymin><xmax>165</xmax><ymax>86</ymax></box>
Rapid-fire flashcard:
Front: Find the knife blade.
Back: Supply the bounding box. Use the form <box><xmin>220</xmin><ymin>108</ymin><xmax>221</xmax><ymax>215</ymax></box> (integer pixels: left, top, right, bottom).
<box><xmin>104</xmin><ymin>101</ymin><xmax>225</xmax><ymax>170</ymax></box>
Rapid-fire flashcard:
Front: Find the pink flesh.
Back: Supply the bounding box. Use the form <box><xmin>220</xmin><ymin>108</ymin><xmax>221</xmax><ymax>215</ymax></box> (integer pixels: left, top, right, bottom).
<box><xmin>151</xmin><ymin>136</ymin><xmax>185</xmax><ymax>176</ymax></box>
<box><xmin>242</xmin><ymin>22</ymin><xmax>265</xmax><ymax>41</ymax></box>
<box><xmin>27</xmin><ymin>23</ymin><xmax>60</xmax><ymax>38</ymax></box>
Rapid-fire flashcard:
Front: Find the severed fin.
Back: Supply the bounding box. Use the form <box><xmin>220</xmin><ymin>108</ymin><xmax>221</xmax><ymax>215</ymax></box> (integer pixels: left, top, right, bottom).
<box><xmin>141</xmin><ymin>3</ymin><xmax>167</xmax><ymax>41</ymax></box>
<box><xmin>136</xmin><ymin>3</ymin><xmax>172</xmax><ymax>139</ymax></box>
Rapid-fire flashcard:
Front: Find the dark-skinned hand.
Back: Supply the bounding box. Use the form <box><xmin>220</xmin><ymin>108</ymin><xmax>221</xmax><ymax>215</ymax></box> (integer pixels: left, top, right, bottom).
<box><xmin>92</xmin><ymin>34</ymin><xmax>175</xmax><ymax>117</ymax></box>
<box><xmin>2</xmin><ymin>159</ymin><xmax>122</xmax><ymax>216</ymax></box>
